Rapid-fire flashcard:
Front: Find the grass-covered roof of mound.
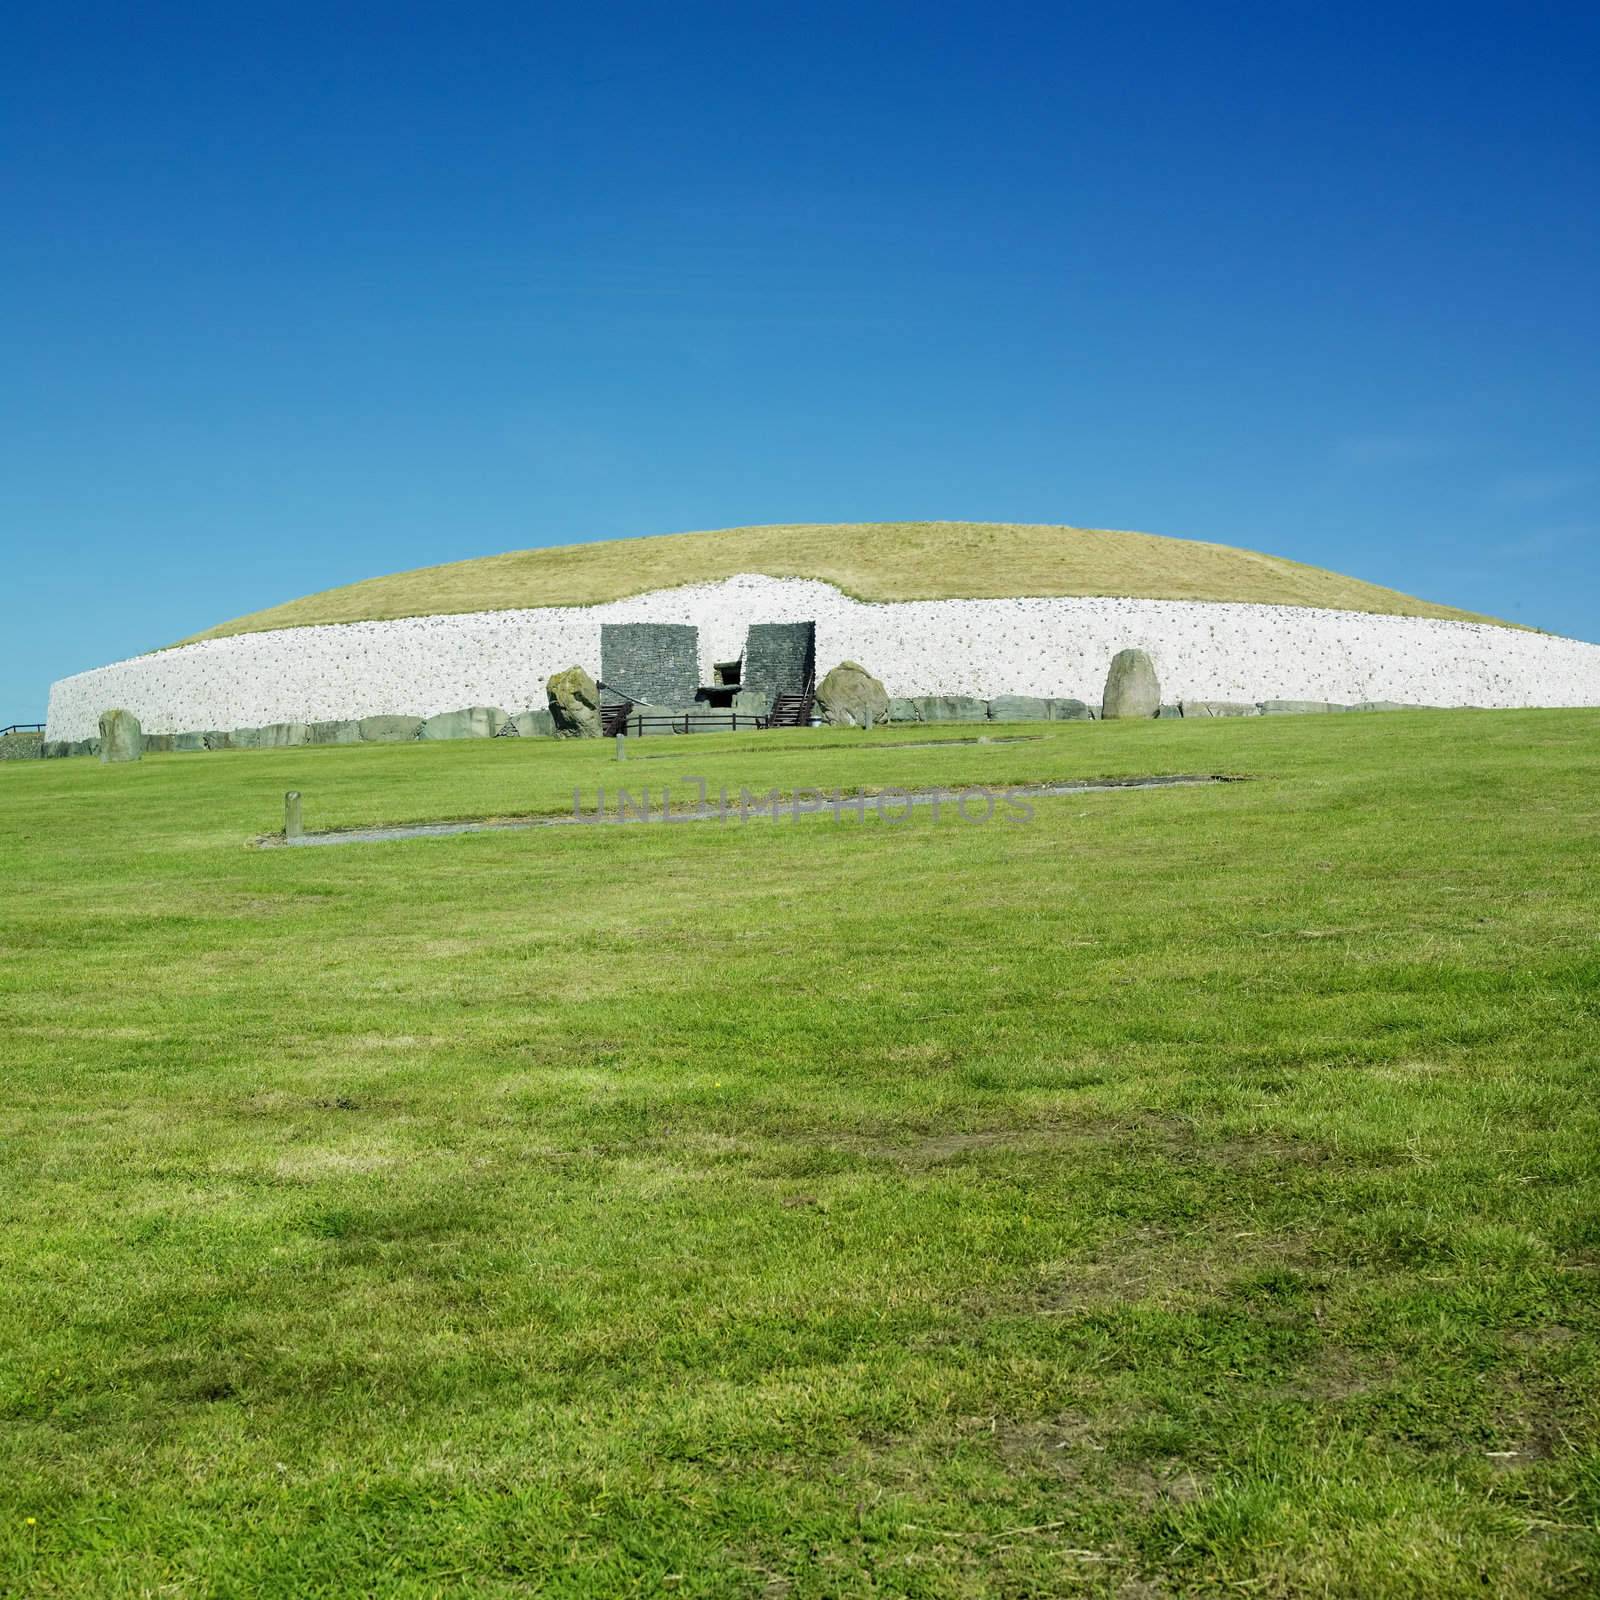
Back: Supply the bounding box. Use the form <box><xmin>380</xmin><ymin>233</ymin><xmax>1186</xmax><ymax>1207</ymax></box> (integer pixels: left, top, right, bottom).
<box><xmin>183</xmin><ymin>521</ymin><xmax>1506</xmax><ymax>642</ymax></box>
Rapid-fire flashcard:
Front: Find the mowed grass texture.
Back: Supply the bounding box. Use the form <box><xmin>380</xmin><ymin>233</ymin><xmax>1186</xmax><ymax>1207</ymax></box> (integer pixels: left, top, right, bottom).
<box><xmin>2</xmin><ymin>713</ymin><xmax>1597</xmax><ymax>1597</ymax></box>
<box><xmin>183</xmin><ymin>521</ymin><xmax>1506</xmax><ymax>641</ymax></box>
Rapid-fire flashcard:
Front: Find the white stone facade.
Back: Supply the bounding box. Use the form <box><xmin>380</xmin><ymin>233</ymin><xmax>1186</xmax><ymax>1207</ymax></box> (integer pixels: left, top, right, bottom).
<box><xmin>44</xmin><ymin>574</ymin><xmax>1600</xmax><ymax>740</ymax></box>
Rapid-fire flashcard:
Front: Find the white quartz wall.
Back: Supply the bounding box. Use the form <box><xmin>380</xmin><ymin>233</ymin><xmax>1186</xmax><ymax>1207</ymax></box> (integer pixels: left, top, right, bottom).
<box><xmin>45</xmin><ymin>574</ymin><xmax>1600</xmax><ymax>739</ymax></box>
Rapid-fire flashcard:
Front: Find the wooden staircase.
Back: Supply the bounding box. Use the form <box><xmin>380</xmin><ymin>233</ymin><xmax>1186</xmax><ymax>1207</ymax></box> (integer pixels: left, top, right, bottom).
<box><xmin>766</xmin><ymin>680</ymin><xmax>815</xmax><ymax>729</ymax></box>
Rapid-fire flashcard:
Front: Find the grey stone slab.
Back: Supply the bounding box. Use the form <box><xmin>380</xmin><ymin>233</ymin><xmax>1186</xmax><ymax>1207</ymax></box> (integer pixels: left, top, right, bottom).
<box><xmin>913</xmin><ymin>695</ymin><xmax>989</xmax><ymax>723</ymax></box>
<box><xmin>1181</xmin><ymin>700</ymin><xmax>1259</xmax><ymax>718</ymax></box>
<box><xmin>358</xmin><ymin>715</ymin><xmax>422</xmax><ymax>743</ymax></box>
<box><xmin>511</xmin><ymin>708</ymin><xmax>557</xmax><ymax>738</ymax></box>
<box><xmin>421</xmin><ymin>706</ymin><xmax>507</xmax><ymax>741</ymax></box>
<box><xmin>987</xmin><ymin>694</ymin><xmax>1051</xmax><ymax>722</ymax></box>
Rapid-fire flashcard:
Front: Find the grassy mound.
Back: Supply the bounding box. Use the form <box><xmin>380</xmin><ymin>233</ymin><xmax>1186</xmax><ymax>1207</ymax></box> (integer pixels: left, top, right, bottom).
<box><xmin>3</xmin><ymin>712</ymin><xmax>1596</xmax><ymax>1595</ymax></box>
<box><xmin>184</xmin><ymin>521</ymin><xmax>1506</xmax><ymax>641</ymax></box>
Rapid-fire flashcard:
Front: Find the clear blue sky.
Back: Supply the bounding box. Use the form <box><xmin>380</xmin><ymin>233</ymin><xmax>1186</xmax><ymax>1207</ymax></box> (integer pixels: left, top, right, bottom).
<box><xmin>5</xmin><ymin>0</ymin><xmax>1596</xmax><ymax>718</ymax></box>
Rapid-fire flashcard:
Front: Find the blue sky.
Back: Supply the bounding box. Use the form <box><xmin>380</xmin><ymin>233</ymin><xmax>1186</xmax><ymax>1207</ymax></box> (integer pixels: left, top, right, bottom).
<box><xmin>4</xmin><ymin>0</ymin><xmax>1596</xmax><ymax>717</ymax></box>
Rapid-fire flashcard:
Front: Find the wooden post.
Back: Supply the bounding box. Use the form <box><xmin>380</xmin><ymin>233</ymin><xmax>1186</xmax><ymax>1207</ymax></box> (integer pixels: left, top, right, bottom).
<box><xmin>284</xmin><ymin>791</ymin><xmax>303</xmax><ymax>842</ymax></box>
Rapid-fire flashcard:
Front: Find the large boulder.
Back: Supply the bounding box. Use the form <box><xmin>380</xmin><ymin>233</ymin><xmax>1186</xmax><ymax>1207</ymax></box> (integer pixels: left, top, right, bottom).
<box><xmin>97</xmin><ymin>709</ymin><xmax>143</xmax><ymax>763</ymax></box>
<box><xmin>1101</xmin><ymin>650</ymin><xmax>1160</xmax><ymax>720</ymax></box>
<box><xmin>547</xmin><ymin>666</ymin><xmax>602</xmax><ymax>738</ymax></box>
<box><xmin>421</xmin><ymin>706</ymin><xmax>507</xmax><ymax>741</ymax></box>
<box><xmin>987</xmin><ymin>694</ymin><xmax>1051</xmax><ymax>722</ymax></box>
<box><xmin>913</xmin><ymin>694</ymin><xmax>988</xmax><ymax>723</ymax></box>
<box><xmin>816</xmin><ymin>661</ymin><xmax>889</xmax><ymax>728</ymax></box>
<box><xmin>1049</xmin><ymin>698</ymin><xmax>1095</xmax><ymax>721</ymax></box>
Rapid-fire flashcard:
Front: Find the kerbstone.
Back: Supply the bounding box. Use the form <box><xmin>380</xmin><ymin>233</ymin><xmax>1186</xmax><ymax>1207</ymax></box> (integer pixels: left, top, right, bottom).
<box><xmin>309</xmin><ymin>720</ymin><xmax>361</xmax><ymax>745</ymax></box>
<box><xmin>142</xmin><ymin>733</ymin><xmax>176</xmax><ymax>753</ymax></box>
<box><xmin>98</xmin><ymin>708</ymin><xmax>143</xmax><ymax>763</ymax></box>
<box><xmin>1258</xmin><ymin>700</ymin><xmax>1341</xmax><ymax>715</ymax></box>
<box><xmin>174</xmin><ymin>732</ymin><xmax>206</xmax><ymax>752</ymax></box>
<box><xmin>1048</xmin><ymin>698</ymin><xmax>1095</xmax><ymax>721</ymax></box>
<box><xmin>260</xmin><ymin>722</ymin><xmax>310</xmax><ymax>747</ymax></box>
<box><xmin>815</xmin><ymin>661</ymin><xmax>889</xmax><ymax>728</ymax></box>
<box><xmin>887</xmin><ymin>697</ymin><xmax>921</xmax><ymax>723</ymax></box>
<box><xmin>1181</xmin><ymin>701</ymin><xmax>1259</xmax><ymax>718</ymax></box>
<box><xmin>987</xmin><ymin>694</ymin><xmax>1051</xmax><ymax>722</ymax></box>
<box><xmin>511</xmin><ymin>708</ymin><xmax>557</xmax><ymax>738</ymax></box>
<box><xmin>421</xmin><ymin>706</ymin><xmax>507</xmax><ymax>741</ymax></box>
<box><xmin>913</xmin><ymin>694</ymin><xmax>988</xmax><ymax>723</ymax></box>
<box><xmin>359</xmin><ymin>715</ymin><xmax>422</xmax><ymax>743</ymax></box>
<box><xmin>1101</xmin><ymin>649</ymin><xmax>1160</xmax><ymax>719</ymax></box>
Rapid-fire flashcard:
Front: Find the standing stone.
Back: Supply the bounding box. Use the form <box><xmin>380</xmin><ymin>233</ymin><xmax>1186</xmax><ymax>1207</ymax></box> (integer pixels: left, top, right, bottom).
<box><xmin>97</xmin><ymin>710</ymin><xmax>143</xmax><ymax>762</ymax></box>
<box><xmin>1101</xmin><ymin>650</ymin><xmax>1160</xmax><ymax>720</ymax></box>
<box><xmin>815</xmin><ymin>662</ymin><xmax>890</xmax><ymax>728</ymax></box>
<box><xmin>547</xmin><ymin>666</ymin><xmax>602</xmax><ymax>738</ymax></box>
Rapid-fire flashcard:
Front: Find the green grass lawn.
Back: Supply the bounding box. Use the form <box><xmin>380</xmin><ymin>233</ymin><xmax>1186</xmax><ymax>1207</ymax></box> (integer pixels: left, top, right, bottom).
<box><xmin>2</xmin><ymin>713</ymin><xmax>1596</xmax><ymax>1596</ymax></box>
<box><xmin>182</xmin><ymin>521</ymin><xmax>1504</xmax><ymax>642</ymax></box>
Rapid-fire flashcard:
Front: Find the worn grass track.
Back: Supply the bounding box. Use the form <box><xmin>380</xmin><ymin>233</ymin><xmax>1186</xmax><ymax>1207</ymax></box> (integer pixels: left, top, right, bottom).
<box><xmin>1</xmin><ymin>712</ymin><xmax>1596</xmax><ymax>1596</ymax></box>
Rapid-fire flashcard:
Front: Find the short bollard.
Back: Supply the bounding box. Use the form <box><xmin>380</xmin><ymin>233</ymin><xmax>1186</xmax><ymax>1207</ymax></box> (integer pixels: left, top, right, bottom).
<box><xmin>615</xmin><ymin>733</ymin><xmax>627</xmax><ymax>761</ymax></box>
<box><xmin>284</xmin><ymin>791</ymin><xmax>303</xmax><ymax>842</ymax></box>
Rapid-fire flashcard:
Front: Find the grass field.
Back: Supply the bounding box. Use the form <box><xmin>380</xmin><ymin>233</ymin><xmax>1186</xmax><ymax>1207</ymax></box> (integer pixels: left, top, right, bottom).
<box><xmin>183</xmin><ymin>522</ymin><xmax>1507</xmax><ymax>641</ymax></box>
<box><xmin>2</xmin><ymin>713</ymin><xmax>1596</xmax><ymax>1596</ymax></box>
